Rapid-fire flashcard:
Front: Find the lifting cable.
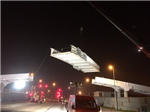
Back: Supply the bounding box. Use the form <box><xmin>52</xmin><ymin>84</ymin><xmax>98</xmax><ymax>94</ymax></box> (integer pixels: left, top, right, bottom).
<box><xmin>34</xmin><ymin>49</ymin><xmax>50</xmax><ymax>76</ymax></box>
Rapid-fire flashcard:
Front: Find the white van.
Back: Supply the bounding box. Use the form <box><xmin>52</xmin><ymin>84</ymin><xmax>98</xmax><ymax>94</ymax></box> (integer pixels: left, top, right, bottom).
<box><xmin>67</xmin><ymin>95</ymin><xmax>101</xmax><ymax>112</ymax></box>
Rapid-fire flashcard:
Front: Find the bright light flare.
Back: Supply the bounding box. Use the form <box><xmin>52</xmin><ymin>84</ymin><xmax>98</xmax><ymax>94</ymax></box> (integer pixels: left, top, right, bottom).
<box><xmin>30</xmin><ymin>73</ymin><xmax>34</xmax><ymax>76</ymax></box>
<box><xmin>86</xmin><ymin>78</ymin><xmax>90</xmax><ymax>82</ymax></box>
<box><xmin>138</xmin><ymin>46</ymin><xmax>143</xmax><ymax>52</ymax></box>
<box><xmin>78</xmin><ymin>91</ymin><xmax>82</xmax><ymax>95</ymax></box>
<box><xmin>108</xmin><ymin>65</ymin><xmax>113</xmax><ymax>70</ymax></box>
<box><xmin>14</xmin><ymin>80</ymin><xmax>26</xmax><ymax>89</ymax></box>
<box><xmin>39</xmin><ymin>79</ymin><xmax>42</xmax><ymax>83</ymax></box>
<box><xmin>53</xmin><ymin>83</ymin><xmax>56</xmax><ymax>86</ymax></box>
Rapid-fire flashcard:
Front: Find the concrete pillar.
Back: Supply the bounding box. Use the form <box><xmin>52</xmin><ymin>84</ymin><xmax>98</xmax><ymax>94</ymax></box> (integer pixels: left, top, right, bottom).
<box><xmin>102</xmin><ymin>92</ymin><xmax>104</xmax><ymax>97</ymax></box>
<box><xmin>114</xmin><ymin>90</ymin><xmax>118</xmax><ymax>109</ymax></box>
<box><xmin>124</xmin><ymin>91</ymin><xmax>128</xmax><ymax>97</ymax></box>
<box><xmin>116</xmin><ymin>89</ymin><xmax>121</xmax><ymax>97</ymax></box>
<box><xmin>1</xmin><ymin>83</ymin><xmax>5</xmax><ymax>93</ymax></box>
<box><xmin>123</xmin><ymin>87</ymin><xmax>131</xmax><ymax>98</ymax></box>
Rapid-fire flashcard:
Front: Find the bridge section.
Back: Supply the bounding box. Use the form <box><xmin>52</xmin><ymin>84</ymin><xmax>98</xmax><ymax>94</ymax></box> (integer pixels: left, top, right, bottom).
<box><xmin>92</xmin><ymin>77</ymin><xmax>150</xmax><ymax>97</ymax></box>
<box><xmin>1</xmin><ymin>73</ymin><xmax>34</xmax><ymax>92</ymax></box>
<box><xmin>50</xmin><ymin>45</ymin><xmax>100</xmax><ymax>73</ymax></box>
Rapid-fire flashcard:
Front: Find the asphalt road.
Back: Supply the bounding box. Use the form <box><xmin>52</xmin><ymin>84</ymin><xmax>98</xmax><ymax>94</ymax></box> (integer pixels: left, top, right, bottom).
<box><xmin>1</xmin><ymin>101</ymin><xmax>122</xmax><ymax>112</ymax></box>
<box><xmin>1</xmin><ymin>101</ymin><xmax>65</xmax><ymax>112</ymax></box>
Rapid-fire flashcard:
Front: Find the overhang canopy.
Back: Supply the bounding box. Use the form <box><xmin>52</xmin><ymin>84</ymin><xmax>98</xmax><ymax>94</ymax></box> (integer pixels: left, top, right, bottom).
<box><xmin>50</xmin><ymin>45</ymin><xmax>100</xmax><ymax>73</ymax></box>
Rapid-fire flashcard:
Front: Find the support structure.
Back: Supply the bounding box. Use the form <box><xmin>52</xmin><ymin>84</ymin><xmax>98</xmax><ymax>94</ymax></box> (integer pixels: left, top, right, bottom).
<box><xmin>92</xmin><ymin>77</ymin><xmax>150</xmax><ymax>97</ymax></box>
<box><xmin>117</xmin><ymin>89</ymin><xmax>121</xmax><ymax>97</ymax></box>
<box><xmin>124</xmin><ymin>91</ymin><xmax>128</xmax><ymax>97</ymax></box>
<box><xmin>0</xmin><ymin>73</ymin><xmax>34</xmax><ymax>93</ymax></box>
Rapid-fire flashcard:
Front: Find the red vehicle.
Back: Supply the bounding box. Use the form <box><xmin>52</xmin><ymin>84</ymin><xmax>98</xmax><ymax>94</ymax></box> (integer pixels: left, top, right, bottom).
<box><xmin>67</xmin><ymin>95</ymin><xmax>101</xmax><ymax>112</ymax></box>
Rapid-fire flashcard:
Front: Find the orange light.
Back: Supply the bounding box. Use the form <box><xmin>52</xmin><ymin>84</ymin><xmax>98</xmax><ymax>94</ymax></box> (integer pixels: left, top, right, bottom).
<box><xmin>39</xmin><ymin>79</ymin><xmax>42</xmax><ymax>83</ymax></box>
<box><xmin>86</xmin><ymin>78</ymin><xmax>90</xmax><ymax>82</ymax></box>
<box><xmin>53</xmin><ymin>83</ymin><xmax>56</xmax><ymax>86</ymax></box>
<box><xmin>78</xmin><ymin>91</ymin><xmax>82</xmax><ymax>95</ymax></box>
<box><xmin>108</xmin><ymin>65</ymin><xmax>113</xmax><ymax>70</ymax></box>
<box><xmin>30</xmin><ymin>73</ymin><xmax>34</xmax><ymax>76</ymax></box>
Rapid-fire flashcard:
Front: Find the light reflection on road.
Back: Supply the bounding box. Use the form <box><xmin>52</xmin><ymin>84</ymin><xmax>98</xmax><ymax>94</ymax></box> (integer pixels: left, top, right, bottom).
<box><xmin>46</xmin><ymin>105</ymin><xmax>67</xmax><ymax>112</ymax></box>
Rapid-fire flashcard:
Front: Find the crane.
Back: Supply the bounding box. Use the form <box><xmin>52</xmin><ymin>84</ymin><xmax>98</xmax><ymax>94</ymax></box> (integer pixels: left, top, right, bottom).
<box><xmin>88</xmin><ymin>1</ymin><xmax>150</xmax><ymax>58</ymax></box>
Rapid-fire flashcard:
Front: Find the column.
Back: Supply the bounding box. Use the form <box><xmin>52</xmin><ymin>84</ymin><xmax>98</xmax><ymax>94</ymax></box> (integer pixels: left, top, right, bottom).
<box><xmin>1</xmin><ymin>83</ymin><xmax>5</xmax><ymax>93</ymax></box>
<box><xmin>117</xmin><ymin>90</ymin><xmax>121</xmax><ymax>97</ymax></box>
<box><xmin>114</xmin><ymin>90</ymin><xmax>117</xmax><ymax>109</ymax></box>
<box><xmin>123</xmin><ymin>87</ymin><xmax>131</xmax><ymax>98</ymax></box>
<box><xmin>124</xmin><ymin>91</ymin><xmax>128</xmax><ymax>97</ymax></box>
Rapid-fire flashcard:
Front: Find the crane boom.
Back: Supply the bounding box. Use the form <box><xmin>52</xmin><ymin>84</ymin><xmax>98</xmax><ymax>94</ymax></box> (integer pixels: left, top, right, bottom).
<box><xmin>88</xmin><ymin>1</ymin><xmax>150</xmax><ymax>58</ymax></box>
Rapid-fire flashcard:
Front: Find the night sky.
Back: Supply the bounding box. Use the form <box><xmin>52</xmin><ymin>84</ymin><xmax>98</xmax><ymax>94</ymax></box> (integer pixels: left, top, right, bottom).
<box><xmin>2</xmin><ymin>1</ymin><xmax>150</xmax><ymax>95</ymax></box>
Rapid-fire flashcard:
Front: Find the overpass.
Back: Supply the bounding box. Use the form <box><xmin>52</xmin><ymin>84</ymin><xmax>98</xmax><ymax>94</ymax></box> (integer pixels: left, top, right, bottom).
<box><xmin>0</xmin><ymin>73</ymin><xmax>34</xmax><ymax>92</ymax></box>
<box><xmin>92</xmin><ymin>76</ymin><xmax>150</xmax><ymax>97</ymax></box>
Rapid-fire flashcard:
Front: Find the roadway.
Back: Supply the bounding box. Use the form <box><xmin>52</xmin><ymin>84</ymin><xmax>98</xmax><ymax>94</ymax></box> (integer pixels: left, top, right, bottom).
<box><xmin>1</xmin><ymin>101</ymin><xmax>122</xmax><ymax>112</ymax></box>
<box><xmin>1</xmin><ymin>101</ymin><xmax>66</xmax><ymax>112</ymax></box>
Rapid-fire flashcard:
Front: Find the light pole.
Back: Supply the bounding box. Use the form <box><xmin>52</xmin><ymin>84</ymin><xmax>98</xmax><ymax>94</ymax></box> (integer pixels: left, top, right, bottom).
<box><xmin>108</xmin><ymin>65</ymin><xmax>118</xmax><ymax>110</ymax></box>
<box><xmin>70</xmin><ymin>82</ymin><xmax>82</xmax><ymax>95</ymax></box>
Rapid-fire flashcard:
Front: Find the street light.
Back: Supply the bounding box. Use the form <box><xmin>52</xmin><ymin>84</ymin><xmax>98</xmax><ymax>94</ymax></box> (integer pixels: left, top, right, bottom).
<box><xmin>48</xmin><ymin>90</ymin><xmax>50</xmax><ymax>92</ymax></box>
<box><xmin>70</xmin><ymin>82</ymin><xmax>82</xmax><ymax>95</ymax></box>
<box><xmin>53</xmin><ymin>83</ymin><xmax>56</xmax><ymax>86</ymax></box>
<box><xmin>78</xmin><ymin>91</ymin><xmax>82</xmax><ymax>95</ymax></box>
<box><xmin>108</xmin><ymin>65</ymin><xmax>118</xmax><ymax>110</ymax></box>
<box><xmin>39</xmin><ymin>79</ymin><xmax>42</xmax><ymax>83</ymax></box>
<box><xmin>30</xmin><ymin>73</ymin><xmax>34</xmax><ymax>77</ymax></box>
<box><xmin>86</xmin><ymin>78</ymin><xmax>90</xmax><ymax>82</ymax></box>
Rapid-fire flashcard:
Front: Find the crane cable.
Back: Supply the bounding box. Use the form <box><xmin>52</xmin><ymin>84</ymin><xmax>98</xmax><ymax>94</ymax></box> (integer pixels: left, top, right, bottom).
<box><xmin>34</xmin><ymin>49</ymin><xmax>50</xmax><ymax>76</ymax></box>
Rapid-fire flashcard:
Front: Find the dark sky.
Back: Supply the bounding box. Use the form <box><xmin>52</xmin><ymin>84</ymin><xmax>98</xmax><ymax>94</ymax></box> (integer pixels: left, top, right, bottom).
<box><xmin>2</xmin><ymin>1</ymin><xmax>150</xmax><ymax>95</ymax></box>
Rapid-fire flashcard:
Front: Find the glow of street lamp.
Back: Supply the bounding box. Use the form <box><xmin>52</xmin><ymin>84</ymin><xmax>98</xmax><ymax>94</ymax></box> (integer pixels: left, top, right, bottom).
<box><xmin>30</xmin><ymin>73</ymin><xmax>34</xmax><ymax>76</ymax></box>
<box><xmin>39</xmin><ymin>79</ymin><xmax>42</xmax><ymax>83</ymax></box>
<box><xmin>108</xmin><ymin>65</ymin><xmax>113</xmax><ymax>70</ymax></box>
<box><xmin>53</xmin><ymin>83</ymin><xmax>56</xmax><ymax>86</ymax></box>
<box><xmin>86</xmin><ymin>78</ymin><xmax>90</xmax><ymax>82</ymax></box>
<box><xmin>78</xmin><ymin>91</ymin><xmax>82</xmax><ymax>95</ymax></box>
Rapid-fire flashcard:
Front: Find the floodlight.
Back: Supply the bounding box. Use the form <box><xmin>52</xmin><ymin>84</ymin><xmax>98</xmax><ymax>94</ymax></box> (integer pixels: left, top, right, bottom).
<box><xmin>14</xmin><ymin>80</ymin><xmax>26</xmax><ymax>89</ymax></box>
